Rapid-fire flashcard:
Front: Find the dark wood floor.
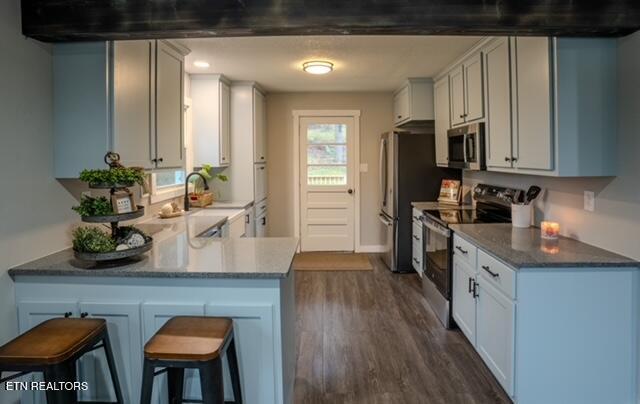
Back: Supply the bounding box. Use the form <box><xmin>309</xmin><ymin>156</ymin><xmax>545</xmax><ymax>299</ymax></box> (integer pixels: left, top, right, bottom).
<box><xmin>294</xmin><ymin>254</ymin><xmax>511</xmax><ymax>404</ymax></box>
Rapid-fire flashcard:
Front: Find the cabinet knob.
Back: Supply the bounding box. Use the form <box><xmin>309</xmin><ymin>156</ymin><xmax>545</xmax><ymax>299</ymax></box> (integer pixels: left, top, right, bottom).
<box><xmin>505</xmin><ymin>157</ymin><xmax>512</xmax><ymax>162</ymax></box>
<box><xmin>459</xmin><ymin>114</ymin><xmax>465</xmax><ymax>118</ymax></box>
<box><xmin>158</xmin><ymin>157</ymin><xmax>164</xmax><ymax>163</ymax></box>
<box><xmin>397</xmin><ymin>115</ymin><xmax>402</xmax><ymax>119</ymax></box>
<box><xmin>80</xmin><ymin>312</ymin><xmax>89</xmax><ymax>318</ymax></box>
<box><xmin>511</xmin><ymin>157</ymin><xmax>518</xmax><ymax>162</ymax></box>
<box><xmin>347</xmin><ymin>189</ymin><xmax>354</xmax><ymax>194</ymax></box>
<box><xmin>151</xmin><ymin>158</ymin><xmax>157</xmax><ymax>163</ymax></box>
<box><xmin>64</xmin><ymin>312</ymin><xmax>72</xmax><ymax>318</ymax></box>
<box><xmin>261</xmin><ymin>156</ymin><xmax>265</xmax><ymax>160</ymax></box>
<box><xmin>222</xmin><ymin>157</ymin><xmax>226</xmax><ymax>161</ymax></box>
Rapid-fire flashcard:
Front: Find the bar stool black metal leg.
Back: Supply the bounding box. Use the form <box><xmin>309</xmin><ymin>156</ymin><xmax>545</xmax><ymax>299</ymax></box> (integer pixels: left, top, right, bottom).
<box><xmin>226</xmin><ymin>337</ymin><xmax>243</xmax><ymax>404</ymax></box>
<box><xmin>199</xmin><ymin>358</ymin><xmax>224</xmax><ymax>404</ymax></box>
<box><xmin>101</xmin><ymin>331</ymin><xmax>124</xmax><ymax>404</ymax></box>
<box><xmin>167</xmin><ymin>367</ymin><xmax>185</xmax><ymax>404</ymax></box>
<box><xmin>44</xmin><ymin>361</ymin><xmax>78</xmax><ymax>404</ymax></box>
<box><xmin>140</xmin><ymin>359</ymin><xmax>155</xmax><ymax>404</ymax></box>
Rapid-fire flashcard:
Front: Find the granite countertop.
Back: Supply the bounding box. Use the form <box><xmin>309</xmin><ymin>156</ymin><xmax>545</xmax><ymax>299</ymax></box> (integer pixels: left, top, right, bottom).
<box><xmin>450</xmin><ymin>223</ymin><xmax>639</xmax><ymax>269</ymax></box>
<box><xmin>9</xmin><ymin>213</ymin><xmax>299</xmax><ymax>279</ymax></box>
<box><xmin>412</xmin><ymin>201</ymin><xmax>474</xmax><ymax>211</ymax></box>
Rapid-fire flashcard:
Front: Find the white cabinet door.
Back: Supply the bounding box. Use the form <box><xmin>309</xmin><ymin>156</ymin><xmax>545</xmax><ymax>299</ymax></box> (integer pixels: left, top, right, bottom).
<box><xmin>452</xmin><ymin>258</ymin><xmax>477</xmax><ymax>346</ymax></box>
<box><xmin>434</xmin><ymin>76</ymin><xmax>450</xmax><ymax>166</ymax></box>
<box><xmin>254</xmin><ymin>163</ymin><xmax>267</xmax><ymax>202</ymax></box>
<box><xmin>393</xmin><ymin>85</ymin><xmax>410</xmax><ymax>125</ymax></box>
<box><xmin>253</xmin><ymin>88</ymin><xmax>267</xmax><ymax>163</ymax></box>
<box><xmin>155</xmin><ymin>41</ymin><xmax>184</xmax><ymax>169</ymax></box>
<box><xmin>244</xmin><ymin>207</ymin><xmax>256</xmax><ymax>237</ymax></box>
<box><xmin>220</xmin><ymin>81</ymin><xmax>231</xmax><ymax>166</ymax></box>
<box><xmin>17</xmin><ymin>301</ymin><xmax>80</xmax><ymax>404</ymax></box>
<box><xmin>142</xmin><ymin>303</ymin><xmax>206</xmax><ymax>404</ymax></box>
<box><xmin>464</xmin><ymin>52</ymin><xmax>484</xmax><ymax>122</ymax></box>
<box><xmin>476</xmin><ymin>277</ymin><xmax>515</xmax><ymax>396</ymax></box>
<box><xmin>484</xmin><ymin>38</ymin><xmax>514</xmax><ymax>169</ymax></box>
<box><xmin>112</xmin><ymin>40</ymin><xmax>155</xmax><ymax>169</ymax></box>
<box><xmin>449</xmin><ymin>66</ymin><xmax>466</xmax><ymax>126</ymax></box>
<box><xmin>513</xmin><ymin>37</ymin><xmax>553</xmax><ymax>170</ymax></box>
<box><xmin>77</xmin><ymin>302</ymin><xmax>142</xmax><ymax>404</ymax></box>
<box><xmin>256</xmin><ymin>213</ymin><xmax>268</xmax><ymax>237</ymax></box>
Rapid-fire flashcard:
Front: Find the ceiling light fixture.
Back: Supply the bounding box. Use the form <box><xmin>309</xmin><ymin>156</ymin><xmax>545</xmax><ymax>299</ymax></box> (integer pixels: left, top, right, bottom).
<box><xmin>193</xmin><ymin>60</ymin><xmax>210</xmax><ymax>68</ymax></box>
<box><xmin>303</xmin><ymin>61</ymin><xmax>333</xmax><ymax>75</ymax></box>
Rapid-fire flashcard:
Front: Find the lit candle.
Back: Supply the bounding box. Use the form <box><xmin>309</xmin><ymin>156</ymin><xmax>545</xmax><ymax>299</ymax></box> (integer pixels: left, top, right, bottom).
<box><xmin>541</xmin><ymin>221</ymin><xmax>560</xmax><ymax>240</ymax></box>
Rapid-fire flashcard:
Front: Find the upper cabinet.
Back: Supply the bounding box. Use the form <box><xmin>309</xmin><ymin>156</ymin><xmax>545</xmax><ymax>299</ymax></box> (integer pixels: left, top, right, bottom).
<box><xmin>434</xmin><ymin>36</ymin><xmax>617</xmax><ymax>177</ymax></box>
<box><xmin>483</xmin><ymin>37</ymin><xmax>513</xmax><ymax>170</ymax></box>
<box><xmin>485</xmin><ymin>37</ymin><xmax>617</xmax><ymax>176</ymax></box>
<box><xmin>393</xmin><ymin>78</ymin><xmax>434</xmax><ymax>127</ymax></box>
<box><xmin>450</xmin><ymin>53</ymin><xmax>484</xmax><ymax>126</ymax></box>
<box><xmin>53</xmin><ymin>40</ymin><xmax>188</xmax><ymax>178</ymax></box>
<box><xmin>191</xmin><ymin>74</ymin><xmax>231</xmax><ymax>168</ymax></box>
<box><xmin>434</xmin><ymin>76</ymin><xmax>450</xmax><ymax>167</ymax></box>
<box><xmin>228</xmin><ymin>82</ymin><xmax>268</xmax><ymax>202</ymax></box>
<box><xmin>253</xmin><ymin>88</ymin><xmax>267</xmax><ymax>163</ymax></box>
<box><xmin>155</xmin><ymin>41</ymin><xmax>185</xmax><ymax>169</ymax></box>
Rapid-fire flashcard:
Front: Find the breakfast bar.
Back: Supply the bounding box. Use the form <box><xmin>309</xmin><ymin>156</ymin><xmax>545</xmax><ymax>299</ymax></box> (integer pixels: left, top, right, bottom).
<box><xmin>9</xmin><ymin>216</ymin><xmax>298</xmax><ymax>404</ymax></box>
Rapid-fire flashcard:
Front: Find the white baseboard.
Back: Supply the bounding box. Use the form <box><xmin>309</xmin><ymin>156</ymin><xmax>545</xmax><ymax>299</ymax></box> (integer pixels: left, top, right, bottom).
<box><xmin>357</xmin><ymin>245</ymin><xmax>386</xmax><ymax>253</ymax></box>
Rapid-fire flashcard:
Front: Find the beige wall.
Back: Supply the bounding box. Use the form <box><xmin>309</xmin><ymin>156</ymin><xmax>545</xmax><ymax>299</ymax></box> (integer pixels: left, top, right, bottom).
<box><xmin>266</xmin><ymin>92</ymin><xmax>393</xmax><ymax>247</ymax></box>
<box><xmin>464</xmin><ymin>31</ymin><xmax>640</xmax><ymax>262</ymax></box>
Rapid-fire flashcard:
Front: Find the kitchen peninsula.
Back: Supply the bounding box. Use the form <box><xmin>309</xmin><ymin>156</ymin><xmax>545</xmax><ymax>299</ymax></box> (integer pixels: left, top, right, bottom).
<box><xmin>9</xmin><ymin>214</ymin><xmax>298</xmax><ymax>404</ymax></box>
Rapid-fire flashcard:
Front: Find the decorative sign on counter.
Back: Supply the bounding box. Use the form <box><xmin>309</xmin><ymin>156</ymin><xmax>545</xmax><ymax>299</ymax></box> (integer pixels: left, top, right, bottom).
<box><xmin>541</xmin><ymin>221</ymin><xmax>560</xmax><ymax>240</ymax></box>
<box><xmin>437</xmin><ymin>179</ymin><xmax>461</xmax><ymax>205</ymax></box>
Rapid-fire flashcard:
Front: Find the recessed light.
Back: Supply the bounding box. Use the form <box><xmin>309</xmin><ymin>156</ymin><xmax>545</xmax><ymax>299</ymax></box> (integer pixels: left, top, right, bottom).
<box><xmin>193</xmin><ymin>60</ymin><xmax>210</xmax><ymax>68</ymax></box>
<box><xmin>303</xmin><ymin>61</ymin><xmax>333</xmax><ymax>75</ymax></box>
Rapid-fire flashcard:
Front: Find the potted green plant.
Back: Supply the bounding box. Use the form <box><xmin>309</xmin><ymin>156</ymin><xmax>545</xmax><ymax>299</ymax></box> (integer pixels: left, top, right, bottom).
<box><xmin>188</xmin><ymin>164</ymin><xmax>228</xmax><ymax>207</ymax></box>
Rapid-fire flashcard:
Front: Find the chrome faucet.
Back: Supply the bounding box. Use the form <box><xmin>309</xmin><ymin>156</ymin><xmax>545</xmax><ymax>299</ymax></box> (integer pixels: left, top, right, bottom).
<box><xmin>184</xmin><ymin>172</ymin><xmax>209</xmax><ymax>212</ymax></box>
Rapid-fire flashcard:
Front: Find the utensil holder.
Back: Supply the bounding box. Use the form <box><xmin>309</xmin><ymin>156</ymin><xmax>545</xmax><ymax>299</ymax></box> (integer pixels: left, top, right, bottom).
<box><xmin>511</xmin><ymin>204</ymin><xmax>532</xmax><ymax>228</ymax></box>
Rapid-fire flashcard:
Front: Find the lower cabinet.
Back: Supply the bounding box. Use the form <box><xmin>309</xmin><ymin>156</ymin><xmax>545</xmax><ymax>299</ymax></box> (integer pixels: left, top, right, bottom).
<box><xmin>452</xmin><ymin>233</ymin><xmax>515</xmax><ymax>398</ymax></box>
<box><xmin>476</xmin><ymin>276</ymin><xmax>515</xmax><ymax>396</ymax></box>
<box><xmin>17</xmin><ymin>301</ymin><xmax>142</xmax><ymax>404</ymax></box>
<box><xmin>451</xmin><ymin>258</ymin><xmax>477</xmax><ymax>344</ymax></box>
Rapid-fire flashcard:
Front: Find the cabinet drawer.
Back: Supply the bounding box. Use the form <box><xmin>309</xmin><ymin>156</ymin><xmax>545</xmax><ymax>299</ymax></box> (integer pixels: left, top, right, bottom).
<box><xmin>254</xmin><ymin>163</ymin><xmax>267</xmax><ymax>202</ymax></box>
<box><xmin>412</xmin><ymin>222</ymin><xmax>423</xmax><ymax>244</ymax></box>
<box><xmin>412</xmin><ymin>241</ymin><xmax>423</xmax><ymax>274</ymax></box>
<box><xmin>453</xmin><ymin>234</ymin><xmax>477</xmax><ymax>268</ymax></box>
<box><xmin>412</xmin><ymin>208</ymin><xmax>423</xmax><ymax>221</ymax></box>
<box><xmin>254</xmin><ymin>199</ymin><xmax>267</xmax><ymax>218</ymax></box>
<box><xmin>478</xmin><ymin>249</ymin><xmax>516</xmax><ymax>299</ymax></box>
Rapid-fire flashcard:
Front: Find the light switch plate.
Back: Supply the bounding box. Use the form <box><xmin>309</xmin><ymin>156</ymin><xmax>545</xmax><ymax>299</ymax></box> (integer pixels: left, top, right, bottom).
<box><xmin>584</xmin><ymin>191</ymin><xmax>595</xmax><ymax>212</ymax></box>
<box><xmin>360</xmin><ymin>163</ymin><xmax>368</xmax><ymax>173</ymax></box>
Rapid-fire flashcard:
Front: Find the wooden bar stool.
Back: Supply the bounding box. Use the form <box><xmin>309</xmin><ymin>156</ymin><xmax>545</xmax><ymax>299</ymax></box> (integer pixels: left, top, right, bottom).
<box><xmin>140</xmin><ymin>316</ymin><xmax>243</xmax><ymax>404</ymax></box>
<box><xmin>0</xmin><ymin>317</ymin><xmax>123</xmax><ymax>404</ymax></box>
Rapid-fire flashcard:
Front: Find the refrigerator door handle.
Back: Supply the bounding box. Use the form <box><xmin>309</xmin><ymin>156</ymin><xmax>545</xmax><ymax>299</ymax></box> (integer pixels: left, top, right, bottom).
<box><xmin>378</xmin><ymin>213</ymin><xmax>393</xmax><ymax>226</ymax></box>
<box><xmin>379</xmin><ymin>138</ymin><xmax>388</xmax><ymax>208</ymax></box>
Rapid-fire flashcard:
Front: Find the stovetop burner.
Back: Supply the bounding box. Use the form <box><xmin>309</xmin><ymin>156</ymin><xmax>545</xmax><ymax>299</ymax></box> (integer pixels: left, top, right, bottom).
<box><xmin>423</xmin><ymin>184</ymin><xmax>522</xmax><ymax>227</ymax></box>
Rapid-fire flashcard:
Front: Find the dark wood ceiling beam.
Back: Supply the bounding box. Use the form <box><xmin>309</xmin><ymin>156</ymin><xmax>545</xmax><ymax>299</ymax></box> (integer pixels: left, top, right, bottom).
<box><xmin>21</xmin><ymin>0</ymin><xmax>640</xmax><ymax>42</ymax></box>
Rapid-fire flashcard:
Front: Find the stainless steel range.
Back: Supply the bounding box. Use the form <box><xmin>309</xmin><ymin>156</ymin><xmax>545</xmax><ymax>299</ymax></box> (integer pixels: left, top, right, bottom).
<box><xmin>421</xmin><ymin>184</ymin><xmax>521</xmax><ymax>328</ymax></box>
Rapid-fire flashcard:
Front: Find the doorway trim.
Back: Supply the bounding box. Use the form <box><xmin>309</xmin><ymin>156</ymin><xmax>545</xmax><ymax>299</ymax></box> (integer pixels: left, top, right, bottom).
<box><xmin>292</xmin><ymin>109</ymin><xmax>361</xmax><ymax>252</ymax></box>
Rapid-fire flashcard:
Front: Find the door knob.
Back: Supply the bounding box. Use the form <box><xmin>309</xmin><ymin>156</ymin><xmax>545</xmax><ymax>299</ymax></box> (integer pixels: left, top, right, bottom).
<box><xmin>348</xmin><ymin>189</ymin><xmax>354</xmax><ymax>194</ymax></box>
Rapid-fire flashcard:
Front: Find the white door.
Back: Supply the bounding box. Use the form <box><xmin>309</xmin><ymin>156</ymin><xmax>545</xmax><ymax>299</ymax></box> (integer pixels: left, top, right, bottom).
<box><xmin>452</xmin><ymin>258</ymin><xmax>477</xmax><ymax>346</ymax></box>
<box><xmin>485</xmin><ymin>37</ymin><xmax>514</xmax><ymax>169</ymax></box>
<box><xmin>476</xmin><ymin>276</ymin><xmax>515</xmax><ymax>396</ymax></box>
<box><xmin>434</xmin><ymin>76</ymin><xmax>451</xmax><ymax>166</ymax></box>
<box><xmin>449</xmin><ymin>66</ymin><xmax>466</xmax><ymax>126</ymax></box>
<box><xmin>464</xmin><ymin>52</ymin><xmax>484</xmax><ymax>122</ymax></box>
<box><xmin>300</xmin><ymin>116</ymin><xmax>356</xmax><ymax>251</ymax></box>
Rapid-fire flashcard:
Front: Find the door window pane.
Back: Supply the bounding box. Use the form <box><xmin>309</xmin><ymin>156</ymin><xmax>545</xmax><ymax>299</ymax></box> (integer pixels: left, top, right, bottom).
<box><xmin>307</xmin><ymin>124</ymin><xmax>347</xmax><ymax>144</ymax></box>
<box><xmin>307</xmin><ymin>166</ymin><xmax>347</xmax><ymax>185</ymax></box>
<box><xmin>307</xmin><ymin>145</ymin><xmax>347</xmax><ymax>165</ymax></box>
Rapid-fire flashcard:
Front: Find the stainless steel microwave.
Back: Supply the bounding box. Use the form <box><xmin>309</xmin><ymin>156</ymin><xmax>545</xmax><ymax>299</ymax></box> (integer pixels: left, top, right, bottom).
<box><xmin>447</xmin><ymin>122</ymin><xmax>486</xmax><ymax>170</ymax></box>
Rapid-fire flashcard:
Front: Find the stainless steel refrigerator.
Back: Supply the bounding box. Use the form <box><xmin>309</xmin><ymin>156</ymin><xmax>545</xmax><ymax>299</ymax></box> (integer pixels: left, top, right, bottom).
<box><xmin>378</xmin><ymin>131</ymin><xmax>460</xmax><ymax>273</ymax></box>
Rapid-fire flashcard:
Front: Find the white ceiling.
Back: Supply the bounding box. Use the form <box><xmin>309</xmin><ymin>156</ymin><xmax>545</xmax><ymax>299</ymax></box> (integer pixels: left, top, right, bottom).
<box><xmin>179</xmin><ymin>35</ymin><xmax>483</xmax><ymax>92</ymax></box>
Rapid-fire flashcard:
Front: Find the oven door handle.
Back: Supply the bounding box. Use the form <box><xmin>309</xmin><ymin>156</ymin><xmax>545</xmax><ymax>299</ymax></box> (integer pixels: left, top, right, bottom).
<box><xmin>423</xmin><ymin>220</ymin><xmax>450</xmax><ymax>238</ymax></box>
<box><xmin>379</xmin><ymin>213</ymin><xmax>393</xmax><ymax>227</ymax></box>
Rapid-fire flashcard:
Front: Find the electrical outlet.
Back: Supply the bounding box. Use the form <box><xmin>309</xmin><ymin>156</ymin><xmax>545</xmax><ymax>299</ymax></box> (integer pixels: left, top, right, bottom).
<box><xmin>584</xmin><ymin>191</ymin><xmax>595</xmax><ymax>212</ymax></box>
